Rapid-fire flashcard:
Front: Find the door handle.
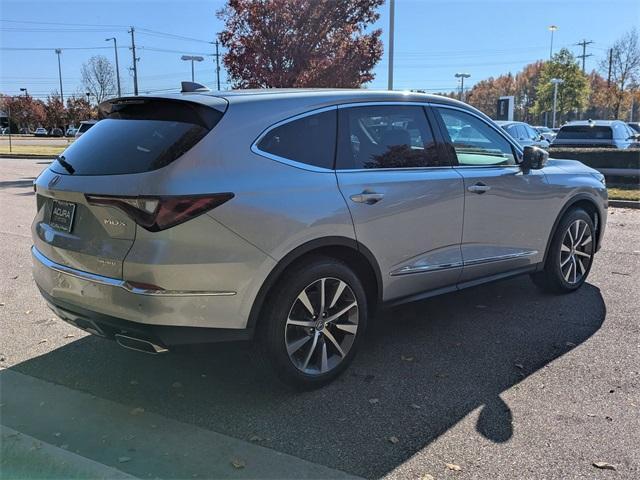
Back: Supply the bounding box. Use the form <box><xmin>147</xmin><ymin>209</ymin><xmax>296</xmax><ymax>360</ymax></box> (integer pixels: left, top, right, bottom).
<box><xmin>467</xmin><ymin>183</ymin><xmax>491</xmax><ymax>194</ymax></box>
<box><xmin>350</xmin><ymin>191</ymin><xmax>385</xmax><ymax>205</ymax></box>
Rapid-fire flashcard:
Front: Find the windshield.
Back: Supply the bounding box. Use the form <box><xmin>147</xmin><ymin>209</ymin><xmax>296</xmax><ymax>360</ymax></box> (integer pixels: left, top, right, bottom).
<box><xmin>556</xmin><ymin>125</ymin><xmax>613</xmax><ymax>140</ymax></box>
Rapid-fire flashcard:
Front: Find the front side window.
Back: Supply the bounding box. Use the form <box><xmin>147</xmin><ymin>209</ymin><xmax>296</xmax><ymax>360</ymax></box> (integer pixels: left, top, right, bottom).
<box><xmin>436</xmin><ymin>108</ymin><xmax>516</xmax><ymax>166</ymax></box>
<box><xmin>336</xmin><ymin>105</ymin><xmax>443</xmax><ymax>169</ymax></box>
<box><xmin>256</xmin><ymin>110</ymin><xmax>336</xmax><ymax>169</ymax></box>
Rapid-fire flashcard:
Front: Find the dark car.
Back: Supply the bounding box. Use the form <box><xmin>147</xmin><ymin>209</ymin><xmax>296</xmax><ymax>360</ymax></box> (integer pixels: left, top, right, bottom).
<box><xmin>495</xmin><ymin>121</ymin><xmax>550</xmax><ymax>149</ymax></box>
<box><xmin>552</xmin><ymin>120</ymin><xmax>640</xmax><ymax>149</ymax></box>
<box><xmin>628</xmin><ymin>122</ymin><xmax>640</xmax><ymax>134</ymax></box>
<box><xmin>49</xmin><ymin>128</ymin><xmax>64</xmax><ymax>137</ymax></box>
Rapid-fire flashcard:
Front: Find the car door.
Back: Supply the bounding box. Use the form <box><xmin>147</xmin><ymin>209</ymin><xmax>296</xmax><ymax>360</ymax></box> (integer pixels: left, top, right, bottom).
<box><xmin>335</xmin><ymin>104</ymin><xmax>465</xmax><ymax>301</ymax></box>
<box><xmin>433</xmin><ymin>106</ymin><xmax>558</xmax><ymax>283</ymax></box>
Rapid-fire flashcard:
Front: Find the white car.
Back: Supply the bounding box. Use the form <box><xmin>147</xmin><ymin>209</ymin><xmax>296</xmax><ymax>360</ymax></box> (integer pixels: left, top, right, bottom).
<box><xmin>34</xmin><ymin>127</ymin><xmax>48</xmax><ymax>137</ymax></box>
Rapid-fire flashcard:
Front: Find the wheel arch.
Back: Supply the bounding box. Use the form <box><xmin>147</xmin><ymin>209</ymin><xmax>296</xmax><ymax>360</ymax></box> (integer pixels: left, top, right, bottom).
<box><xmin>542</xmin><ymin>194</ymin><xmax>604</xmax><ymax>266</ymax></box>
<box><xmin>247</xmin><ymin>236</ymin><xmax>383</xmax><ymax>331</ymax></box>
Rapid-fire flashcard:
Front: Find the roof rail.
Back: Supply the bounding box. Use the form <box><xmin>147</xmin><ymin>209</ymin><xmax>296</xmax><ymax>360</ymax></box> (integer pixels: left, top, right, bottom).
<box><xmin>181</xmin><ymin>81</ymin><xmax>210</xmax><ymax>93</ymax></box>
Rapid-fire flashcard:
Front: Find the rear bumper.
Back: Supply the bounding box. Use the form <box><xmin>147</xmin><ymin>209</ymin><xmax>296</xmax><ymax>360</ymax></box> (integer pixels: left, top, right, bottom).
<box><xmin>39</xmin><ymin>288</ymin><xmax>252</xmax><ymax>347</ymax></box>
<box><xmin>32</xmin><ymin>245</ymin><xmax>254</xmax><ymax>334</ymax></box>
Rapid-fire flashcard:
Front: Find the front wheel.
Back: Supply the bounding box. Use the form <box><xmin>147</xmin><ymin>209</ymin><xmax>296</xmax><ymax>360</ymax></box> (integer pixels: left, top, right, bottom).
<box><xmin>531</xmin><ymin>208</ymin><xmax>596</xmax><ymax>293</ymax></box>
<box><xmin>260</xmin><ymin>257</ymin><xmax>367</xmax><ymax>389</ymax></box>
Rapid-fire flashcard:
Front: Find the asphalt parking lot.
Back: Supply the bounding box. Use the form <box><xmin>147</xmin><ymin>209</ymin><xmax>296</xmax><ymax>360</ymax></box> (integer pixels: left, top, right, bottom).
<box><xmin>1</xmin><ymin>157</ymin><xmax>639</xmax><ymax>479</ymax></box>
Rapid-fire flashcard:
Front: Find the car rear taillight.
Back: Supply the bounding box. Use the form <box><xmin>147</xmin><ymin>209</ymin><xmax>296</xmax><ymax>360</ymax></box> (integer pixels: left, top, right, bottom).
<box><xmin>86</xmin><ymin>193</ymin><xmax>234</xmax><ymax>232</ymax></box>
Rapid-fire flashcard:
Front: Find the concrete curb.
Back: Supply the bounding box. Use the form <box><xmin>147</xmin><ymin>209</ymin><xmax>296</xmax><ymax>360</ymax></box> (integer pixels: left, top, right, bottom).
<box><xmin>1</xmin><ymin>425</ymin><xmax>137</xmax><ymax>479</ymax></box>
<box><xmin>0</xmin><ymin>154</ymin><xmax>55</xmax><ymax>159</ymax></box>
<box><xmin>609</xmin><ymin>199</ymin><xmax>640</xmax><ymax>209</ymax></box>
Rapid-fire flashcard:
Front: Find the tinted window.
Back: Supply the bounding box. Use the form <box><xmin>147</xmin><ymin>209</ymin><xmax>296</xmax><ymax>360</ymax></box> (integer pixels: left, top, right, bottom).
<box><xmin>52</xmin><ymin>99</ymin><xmax>222</xmax><ymax>175</ymax></box>
<box><xmin>257</xmin><ymin>110</ymin><xmax>336</xmax><ymax>169</ymax></box>
<box><xmin>556</xmin><ymin>126</ymin><xmax>612</xmax><ymax>140</ymax></box>
<box><xmin>336</xmin><ymin>105</ymin><xmax>442</xmax><ymax>169</ymax></box>
<box><xmin>436</xmin><ymin>108</ymin><xmax>516</xmax><ymax>166</ymax></box>
<box><xmin>523</xmin><ymin>124</ymin><xmax>538</xmax><ymax>140</ymax></box>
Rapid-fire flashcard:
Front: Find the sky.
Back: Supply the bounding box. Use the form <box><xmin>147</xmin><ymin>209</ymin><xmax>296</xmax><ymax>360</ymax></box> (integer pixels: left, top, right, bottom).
<box><xmin>1</xmin><ymin>0</ymin><xmax>638</xmax><ymax>100</ymax></box>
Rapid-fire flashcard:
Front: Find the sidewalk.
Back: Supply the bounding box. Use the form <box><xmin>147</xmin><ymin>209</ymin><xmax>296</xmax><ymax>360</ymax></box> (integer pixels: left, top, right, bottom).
<box><xmin>0</xmin><ymin>370</ymin><xmax>360</xmax><ymax>479</ymax></box>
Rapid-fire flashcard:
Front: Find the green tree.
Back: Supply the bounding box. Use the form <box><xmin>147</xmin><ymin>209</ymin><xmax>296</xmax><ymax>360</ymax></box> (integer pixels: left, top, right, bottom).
<box><xmin>533</xmin><ymin>48</ymin><xmax>590</xmax><ymax>124</ymax></box>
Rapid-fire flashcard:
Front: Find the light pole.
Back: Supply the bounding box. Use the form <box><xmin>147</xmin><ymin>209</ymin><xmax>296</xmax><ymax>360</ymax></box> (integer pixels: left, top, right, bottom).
<box><xmin>387</xmin><ymin>0</ymin><xmax>395</xmax><ymax>90</ymax></box>
<box><xmin>548</xmin><ymin>25</ymin><xmax>558</xmax><ymax>60</ymax></box>
<box><xmin>105</xmin><ymin>37</ymin><xmax>121</xmax><ymax>97</ymax></box>
<box><xmin>181</xmin><ymin>55</ymin><xmax>204</xmax><ymax>82</ymax></box>
<box><xmin>455</xmin><ymin>73</ymin><xmax>471</xmax><ymax>101</ymax></box>
<box><xmin>54</xmin><ymin>48</ymin><xmax>64</xmax><ymax>102</ymax></box>
<box><xmin>550</xmin><ymin>78</ymin><xmax>564</xmax><ymax>128</ymax></box>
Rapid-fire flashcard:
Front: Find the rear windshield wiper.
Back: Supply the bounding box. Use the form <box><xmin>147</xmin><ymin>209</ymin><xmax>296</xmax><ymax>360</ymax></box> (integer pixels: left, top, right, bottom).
<box><xmin>56</xmin><ymin>155</ymin><xmax>75</xmax><ymax>175</ymax></box>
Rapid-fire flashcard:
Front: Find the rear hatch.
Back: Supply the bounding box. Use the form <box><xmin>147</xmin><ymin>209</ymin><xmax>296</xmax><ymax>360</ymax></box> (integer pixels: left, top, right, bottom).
<box><xmin>32</xmin><ymin>96</ymin><xmax>226</xmax><ymax>279</ymax></box>
<box><xmin>552</xmin><ymin>125</ymin><xmax>615</xmax><ymax>148</ymax></box>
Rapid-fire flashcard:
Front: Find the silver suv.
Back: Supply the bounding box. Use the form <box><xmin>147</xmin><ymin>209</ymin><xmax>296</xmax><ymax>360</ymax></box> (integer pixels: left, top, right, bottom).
<box><xmin>32</xmin><ymin>89</ymin><xmax>607</xmax><ymax>388</ymax></box>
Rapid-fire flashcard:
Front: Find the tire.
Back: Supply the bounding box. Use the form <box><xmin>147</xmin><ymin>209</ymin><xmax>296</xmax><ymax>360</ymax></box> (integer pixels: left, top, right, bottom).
<box><xmin>531</xmin><ymin>208</ymin><xmax>596</xmax><ymax>294</ymax></box>
<box><xmin>260</xmin><ymin>256</ymin><xmax>368</xmax><ymax>389</ymax></box>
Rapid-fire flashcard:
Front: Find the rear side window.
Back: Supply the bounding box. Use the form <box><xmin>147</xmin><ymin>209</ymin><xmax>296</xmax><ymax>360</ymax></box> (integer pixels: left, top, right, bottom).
<box><xmin>51</xmin><ymin>99</ymin><xmax>223</xmax><ymax>175</ymax></box>
<box><xmin>336</xmin><ymin>105</ymin><xmax>443</xmax><ymax>169</ymax></box>
<box><xmin>556</xmin><ymin>126</ymin><xmax>612</xmax><ymax>140</ymax></box>
<box><xmin>256</xmin><ymin>110</ymin><xmax>337</xmax><ymax>169</ymax></box>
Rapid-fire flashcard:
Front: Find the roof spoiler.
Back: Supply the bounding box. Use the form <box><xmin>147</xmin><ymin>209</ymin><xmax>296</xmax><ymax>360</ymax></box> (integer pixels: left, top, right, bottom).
<box><xmin>181</xmin><ymin>81</ymin><xmax>211</xmax><ymax>93</ymax></box>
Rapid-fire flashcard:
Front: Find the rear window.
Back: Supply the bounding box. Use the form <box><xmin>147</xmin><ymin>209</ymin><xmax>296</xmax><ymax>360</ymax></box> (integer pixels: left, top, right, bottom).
<box><xmin>77</xmin><ymin>122</ymin><xmax>95</xmax><ymax>134</ymax></box>
<box><xmin>52</xmin><ymin>99</ymin><xmax>223</xmax><ymax>175</ymax></box>
<box><xmin>556</xmin><ymin>126</ymin><xmax>612</xmax><ymax>140</ymax></box>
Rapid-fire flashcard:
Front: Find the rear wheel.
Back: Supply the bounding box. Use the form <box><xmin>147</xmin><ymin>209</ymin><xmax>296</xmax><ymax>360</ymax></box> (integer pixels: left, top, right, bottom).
<box><xmin>261</xmin><ymin>257</ymin><xmax>367</xmax><ymax>389</ymax></box>
<box><xmin>531</xmin><ymin>208</ymin><xmax>595</xmax><ymax>293</ymax></box>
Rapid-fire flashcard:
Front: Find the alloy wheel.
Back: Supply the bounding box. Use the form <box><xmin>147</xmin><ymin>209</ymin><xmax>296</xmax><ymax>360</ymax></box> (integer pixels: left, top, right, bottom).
<box><xmin>285</xmin><ymin>277</ymin><xmax>359</xmax><ymax>375</ymax></box>
<box><xmin>560</xmin><ymin>219</ymin><xmax>593</xmax><ymax>285</ymax></box>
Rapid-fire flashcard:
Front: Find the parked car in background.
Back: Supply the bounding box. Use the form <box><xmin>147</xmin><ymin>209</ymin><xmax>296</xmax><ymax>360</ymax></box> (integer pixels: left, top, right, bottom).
<box><xmin>75</xmin><ymin>120</ymin><xmax>97</xmax><ymax>138</ymax></box>
<box><xmin>20</xmin><ymin>127</ymin><xmax>33</xmax><ymax>134</ymax></box>
<box><xmin>49</xmin><ymin>127</ymin><xmax>64</xmax><ymax>137</ymax></box>
<box><xmin>32</xmin><ymin>89</ymin><xmax>607</xmax><ymax>388</ymax></box>
<box><xmin>495</xmin><ymin>121</ymin><xmax>550</xmax><ymax>148</ymax></box>
<box><xmin>533</xmin><ymin>125</ymin><xmax>556</xmax><ymax>142</ymax></box>
<box><xmin>628</xmin><ymin>122</ymin><xmax>640</xmax><ymax>134</ymax></box>
<box><xmin>65</xmin><ymin>127</ymin><xmax>77</xmax><ymax>137</ymax></box>
<box><xmin>34</xmin><ymin>127</ymin><xmax>48</xmax><ymax>137</ymax></box>
<box><xmin>551</xmin><ymin>120</ymin><xmax>640</xmax><ymax>149</ymax></box>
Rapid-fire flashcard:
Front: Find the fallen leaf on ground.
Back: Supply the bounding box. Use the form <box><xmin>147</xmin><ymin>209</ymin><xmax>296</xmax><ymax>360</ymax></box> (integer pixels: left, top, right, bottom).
<box><xmin>37</xmin><ymin>339</ymin><xmax>47</xmax><ymax>344</ymax></box>
<box><xmin>118</xmin><ymin>456</ymin><xmax>132</xmax><ymax>463</ymax></box>
<box><xmin>410</xmin><ymin>403</ymin><xmax>422</xmax><ymax>409</ymax></box>
<box><xmin>566</xmin><ymin>342</ymin><xmax>576</xmax><ymax>347</ymax></box>
<box><xmin>0</xmin><ymin>302</ymin><xmax>5</xmax><ymax>306</ymax></box>
<box><xmin>249</xmin><ymin>435</ymin><xmax>262</xmax><ymax>442</ymax></box>
<box><xmin>369</xmin><ymin>398</ymin><xmax>379</xmax><ymax>404</ymax></box>
<box><xmin>231</xmin><ymin>459</ymin><xmax>245</xmax><ymax>469</ymax></box>
<box><xmin>445</xmin><ymin>463</ymin><xmax>462</xmax><ymax>471</ymax></box>
<box><xmin>129</xmin><ymin>407</ymin><xmax>145</xmax><ymax>416</ymax></box>
<box><xmin>592</xmin><ymin>462</ymin><xmax>616</xmax><ymax>471</ymax></box>
<box><xmin>172</xmin><ymin>381</ymin><xmax>183</xmax><ymax>388</ymax></box>
<box><xmin>422</xmin><ymin>475</ymin><xmax>435</xmax><ymax>480</ymax></box>
<box><xmin>11</xmin><ymin>275</ymin><xmax>18</xmax><ymax>280</ymax></box>
<box><xmin>401</xmin><ymin>355</ymin><xmax>414</xmax><ymax>362</ymax></box>
<box><xmin>388</xmin><ymin>436</ymin><xmax>399</xmax><ymax>444</ymax></box>
<box><xmin>25</xmin><ymin>310</ymin><xmax>32</xmax><ymax>315</ymax></box>
<box><xmin>515</xmin><ymin>363</ymin><xmax>524</xmax><ymax>369</ymax></box>
<box><xmin>64</xmin><ymin>334</ymin><xmax>75</xmax><ymax>339</ymax></box>
<box><xmin>53</xmin><ymin>432</ymin><xmax>61</xmax><ymax>437</ymax></box>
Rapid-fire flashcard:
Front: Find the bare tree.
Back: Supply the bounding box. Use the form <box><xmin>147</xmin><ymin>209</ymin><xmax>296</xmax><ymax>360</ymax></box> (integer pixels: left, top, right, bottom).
<box><xmin>81</xmin><ymin>55</ymin><xmax>116</xmax><ymax>104</ymax></box>
<box><xmin>600</xmin><ymin>28</ymin><xmax>640</xmax><ymax>117</ymax></box>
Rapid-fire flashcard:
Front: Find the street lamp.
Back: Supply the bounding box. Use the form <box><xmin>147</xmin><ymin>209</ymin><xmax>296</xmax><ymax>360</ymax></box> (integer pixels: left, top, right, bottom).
<box><xmin>550</xmin><ymin>78</ymin><xmax>564</xmax><ymax>128</ymax></box>
<box><xmin>454</xmin><ymin>73</ymin><xmax>471</xmax><ymax>101</ymax></box>
<box><xmin>105</xmin><ymin>37</ymin><xmax>122</xmax><ymax>97</ymax></box>
<box><xmin>19</xmin><ymin>88</ymin><xmax>28</xmax><ymax>97</ymax></box>
<box><xmin>387</xmin><ymin>0</ymin><xmax>395</xmax><ymax>90</ymax></box>
<box><xmin>548</xmin><ymin>25</ymin><xmax>558</xmax><ymax>59</ymax></box>
<box><xmin>54</xmin><ymin>48</ymin><xmax>64</xmax><ymax>102</ymax></box>
<box><xmin>181</xmin><ymin>55</ymin><xmax>204</xmax><ymax>82</ymax></box>
<box><xmin>86</xmin><ymin>92</ymin><xmax>91</xmax><ymax>104</ymax></box>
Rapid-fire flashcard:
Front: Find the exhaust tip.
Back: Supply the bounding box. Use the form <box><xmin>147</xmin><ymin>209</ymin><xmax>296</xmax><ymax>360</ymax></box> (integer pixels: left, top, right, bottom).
<box><xmin>115</xmin><ymin>334</ymin><xmax>168</xmax><ymax>354</ymax></box>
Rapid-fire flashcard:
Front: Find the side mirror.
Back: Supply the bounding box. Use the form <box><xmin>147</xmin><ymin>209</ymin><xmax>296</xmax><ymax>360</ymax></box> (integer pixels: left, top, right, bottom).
<box><xmin>521</xmin><ymin>146</ymin><xmax>548</xmax><ymax>172</ymax></box>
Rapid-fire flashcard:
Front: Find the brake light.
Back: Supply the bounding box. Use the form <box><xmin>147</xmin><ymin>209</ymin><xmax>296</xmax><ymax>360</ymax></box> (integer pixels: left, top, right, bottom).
<box><xmin>86</xmin><ymin>193</ymin><xmax>234</xmax><ymax>231</ymax></box>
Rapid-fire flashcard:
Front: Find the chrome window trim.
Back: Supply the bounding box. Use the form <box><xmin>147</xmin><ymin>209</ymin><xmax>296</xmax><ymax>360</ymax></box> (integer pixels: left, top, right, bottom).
<box><xmin>250</xmin><ymin>105</ymin><xmax>338</xmax><ymax>173</ymax></box>
<box><xmin>431</xmin><ymin>103</ymin><xmax>525</xmax><ymax>166</ymax></box>
<box><xmin>32</xmin><ymin>246</ymin><xmax>236</xmax><ymax>297</ymax></box>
